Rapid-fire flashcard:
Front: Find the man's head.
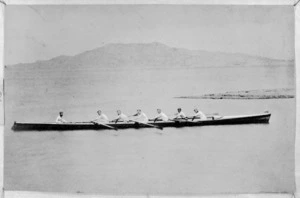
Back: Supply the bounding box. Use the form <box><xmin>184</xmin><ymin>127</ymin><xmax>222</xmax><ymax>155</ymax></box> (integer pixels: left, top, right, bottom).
<box><xmin>59</xmin><ymin>112</ymin><xmax>63</xmax><ymax>117</ymax></box>
<box><xmin>117</xmin><ymin>110</ymin><xmax>121</xmax><ymax>115</ymax></box>
<box><xmin>194</xmin><ymin>108</ymin><xmax>198</xmax><ymax>113</ymax></box>
<box><xmin>177</xmin><ymin>108</ymin><xmax>181</xmax><ymax>113</ymax></box>
<box><xmin>137</xmin><ymin>109</ymin><xmax>141</xmax><ymax>115</ymax></box>
<box><xmin>157</xmin><ymin>109</ymin><xmax>161</xmax><ymax>114</ymax></box>
<box><xmin>97</xmin><ymin>110</ymin><xmax>102</xmax><ymax>115</ymax></box>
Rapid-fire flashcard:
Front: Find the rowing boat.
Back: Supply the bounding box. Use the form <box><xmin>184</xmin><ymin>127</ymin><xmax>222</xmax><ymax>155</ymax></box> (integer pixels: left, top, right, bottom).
<box><xmin>12</xmin><ymin>112</ymin><xmax>271</xmax><ymax>131</ymax></box>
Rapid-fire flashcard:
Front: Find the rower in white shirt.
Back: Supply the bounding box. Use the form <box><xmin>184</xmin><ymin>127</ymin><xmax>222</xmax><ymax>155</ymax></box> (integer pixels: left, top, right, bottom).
<box><xmin>112</xmin><ymin>110</ymin><xmax>129</xmax><ymax>123</ymax></box>
<box><xmin>153</xmin><ymin>109</ymin><xmax>169</xmax><ymax>122</ymax></box>
<box><xmin>192</xmin><ymin>108</ymin><xmax>207</xmax><ymax>121</ymax></box>
<box><xmin>56</xmin><ymin>112</ymin><xmax>67</xmax><ymax>123</ymax></box>
<box><xmin>92</xmin><ymin>110</ymin><xmax>109</xmax><ymax>124</ymax></box>
<box><xmin>131</xmin><ymin>109</ymin><xmax>148</xmax><ymax>123</ymax></box>
<box><xmin>174</xmin><ymin>108</ymin><xmax>186</xmax><ymax>119</ymax></box>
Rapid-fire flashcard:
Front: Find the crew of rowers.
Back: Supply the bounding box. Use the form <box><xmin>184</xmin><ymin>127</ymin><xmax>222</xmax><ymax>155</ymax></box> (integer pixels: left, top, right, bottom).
<box><xmin>56</xmin><ymin>108</ymin><xmax>207</xmax><ymax>124</ymax></box>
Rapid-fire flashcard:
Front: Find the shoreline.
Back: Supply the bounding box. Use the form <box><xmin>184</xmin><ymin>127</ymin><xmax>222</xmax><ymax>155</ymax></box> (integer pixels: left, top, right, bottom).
<box><xmin>175</xmin><ymin>88</ymin><xmax>295</xmax><ymax>99</ymax></box>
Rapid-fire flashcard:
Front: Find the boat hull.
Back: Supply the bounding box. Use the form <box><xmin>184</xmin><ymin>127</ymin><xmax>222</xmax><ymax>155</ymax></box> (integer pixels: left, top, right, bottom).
<box><xmin>12</xmin><ymin>112</ymin><xmax>271</xmax><ymax>132</ymax></box>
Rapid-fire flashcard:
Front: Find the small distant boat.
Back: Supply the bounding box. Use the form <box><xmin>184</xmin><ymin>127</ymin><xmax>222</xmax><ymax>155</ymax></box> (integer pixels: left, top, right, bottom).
<box><xmin>12</xmin><ymin>112</ymin><xmax>271</xmax><ymax>132</ymax></box>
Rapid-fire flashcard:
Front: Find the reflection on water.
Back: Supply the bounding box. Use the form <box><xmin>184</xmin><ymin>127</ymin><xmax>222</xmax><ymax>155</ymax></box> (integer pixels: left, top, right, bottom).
<box><xmin>4</xmin><ymin>65</ymin><xmax>295</xmax><ymax>194</ymax></box>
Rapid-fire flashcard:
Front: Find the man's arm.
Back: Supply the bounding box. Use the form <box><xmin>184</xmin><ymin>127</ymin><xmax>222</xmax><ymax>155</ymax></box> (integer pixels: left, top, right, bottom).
<box><xmin>154</xmin><ymin>114</ymin><xmax>162</xmax><ymax>122</ymax></box>
<box><xmin>180</xmin><ymin>113</ymin><xmax>187</xmax><ymax>118</ymax></box>
<box><xmin>56</xmin><ymin>117</ymin><xmax>65</xmax><ymax>123</ymax></box>
<box><xmin>92</xmin><ymin>117</ymin><xmax>98</xmax><ymax>122</ymax></box>
<box><xmin>113</xmin><ymin>117</ymin><xmax>120</xmax><ymax>124</ymax></box>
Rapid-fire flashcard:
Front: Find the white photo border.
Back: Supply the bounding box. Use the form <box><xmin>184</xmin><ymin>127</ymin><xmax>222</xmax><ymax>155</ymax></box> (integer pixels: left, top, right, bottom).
<box><xmin>1</xmin><ymin>1</ymin><xmax>298</xmax><ymax>198</ymax></box>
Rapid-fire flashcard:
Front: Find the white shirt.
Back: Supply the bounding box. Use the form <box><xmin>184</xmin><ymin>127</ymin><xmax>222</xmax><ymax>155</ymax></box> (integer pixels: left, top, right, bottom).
<box><xmin>116</xmin><ymin>113</ymin><xmax>129</xmax><ymax>122</ymax></box>
<box><xmin>56</xmin><ymin>116</ymin><xmax>67</xmax><ymax>123</ymax></box>
<box><xmin>133</xmin><ymin>112</ymin><xmax>148</xmax><ymax>123</ymax></box>
<box><xmin>175</xmin><ymin>111</ymin><xmax>186</xmax><ymax>118</ymax></box>
<box><xmin>94</xmin><ymin>114</ymin><xmax>109</xmax><ymax>124</ymax></box>
<box><xmin>194</xmin><ymin>111</ymin><xmax>207</xmax><ymax>120</ymax></box>
<box><xmin>154</xmin><ymin>112</ymin><xmax>169</xmax><ymax>121</ymax></box>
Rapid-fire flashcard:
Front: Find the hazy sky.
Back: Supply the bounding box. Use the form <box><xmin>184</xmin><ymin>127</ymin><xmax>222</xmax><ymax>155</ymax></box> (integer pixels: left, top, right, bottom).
<box><xmin>5</xmin><ymin>5</ymin><xmax>294</xmax><ymax>65</ymax></box>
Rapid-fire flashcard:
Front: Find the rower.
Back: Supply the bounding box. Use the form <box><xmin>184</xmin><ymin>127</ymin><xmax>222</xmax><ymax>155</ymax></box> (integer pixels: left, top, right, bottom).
<box><xmin>174</xmin><ymin>108</ymin><xmax>186</xmax><ymax>119</ymax></box>
<box><xmin>56</xmin><ymin>111</ymin><xmax>67</xmax><ymax>123</ymax></box>
<box><xmin>153</xmin><ymin>109</ymin><xmax>169</xmax><ymax>122</ymax></box>
<box><xmin>112</xmin><ymin>110</ymin><xmax>129</xmax><ymax>123</ymax></box>
<box><xmin>131</xmin><ymin>109</ymin><xmax>148</xmax><ymax>123</ymax></box>
<box><xmin>192</xmin><ymin>108</ymin><xmax>207</xmax><ymax>121</ymax></box>
<box><xmin>93</xmin><ymin>110</ymin><xmax>109</xmax><ymax>124</ymax></box>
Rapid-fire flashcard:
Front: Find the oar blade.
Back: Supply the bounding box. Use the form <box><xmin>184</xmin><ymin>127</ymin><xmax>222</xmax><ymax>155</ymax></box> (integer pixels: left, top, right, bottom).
<box><xmin>92</xmin><ymin>121</ymin><xmax>118</xmax><ymax>131</ymax></box>
<box><xmin>129</xmin><ymin>119</ymin><xmax>163</xmax><ymax>130</ymax></box>
<box><xmin>157</xmin><ymin>126</ymin><xmax>163</xmax><ymax>130</ymax></box>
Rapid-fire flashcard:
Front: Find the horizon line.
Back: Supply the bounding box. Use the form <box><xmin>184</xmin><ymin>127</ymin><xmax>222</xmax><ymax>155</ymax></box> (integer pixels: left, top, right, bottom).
<box><xmin>7</xmin><ymin>41</ymin><xmax>294</xmax><ymax>66</ymax></box>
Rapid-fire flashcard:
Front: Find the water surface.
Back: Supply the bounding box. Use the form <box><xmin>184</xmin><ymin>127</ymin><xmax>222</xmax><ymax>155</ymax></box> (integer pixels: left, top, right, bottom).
<box><xmin>4</xmin><ymin>65</ymin><xmax>295</xmax><ymax>194</ymax></box>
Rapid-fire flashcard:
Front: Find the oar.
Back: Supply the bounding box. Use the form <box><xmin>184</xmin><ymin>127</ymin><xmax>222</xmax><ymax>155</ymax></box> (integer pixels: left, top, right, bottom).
<box><xmin>73</xmin><ymin>121</ymin><xmax>118</xmax><ymax>130</ymax></box>
<box><xmin>185</xmin><ymin>117</ymin><xmax>203</xmax><ymax>121</ymax></box>
<box><xmin>129</xmin><ymin>119</ymin><xmax>163</xmax><ymax>130</ymax></box>
<box><xmin>169</xmin><ymin>118</ymin><xmax>195</xmax><ymax>123</ymax></box>
<box><xmin>91</xmin><ymin>121</ymin><xmax>118</xmax><ymax>131</ymax></box>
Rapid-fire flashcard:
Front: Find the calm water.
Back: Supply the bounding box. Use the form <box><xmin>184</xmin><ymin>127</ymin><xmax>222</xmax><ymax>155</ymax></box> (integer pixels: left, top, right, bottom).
<box><xmin>4</xmin><ymin>65</ymin><xmax>295</xmax><ymax>194</ymax></box>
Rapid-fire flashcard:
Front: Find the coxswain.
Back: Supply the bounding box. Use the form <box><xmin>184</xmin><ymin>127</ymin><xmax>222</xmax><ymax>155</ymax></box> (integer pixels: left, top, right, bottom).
<box><xmin>153</xmin><ymin>109</ymin><xmax>169</xmax><ymax>122</ymax></box>
<box><xmin>93</xmin><ymin>110</ymin><xmax>109</xmax><ymax>124</ymax></box>
<box><xmin>56</xmin><ymin>112</ymin><xmax>67</xmax><ymax>123</ymax></box>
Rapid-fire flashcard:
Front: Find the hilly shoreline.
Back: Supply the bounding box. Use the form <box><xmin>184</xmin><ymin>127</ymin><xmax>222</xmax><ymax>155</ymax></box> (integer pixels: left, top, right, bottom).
<box><xmin>7</xmin><ymin>42</ymin><xmax>293</xmax><ymax>69</ymax></box>
<box><xmin>6</xmin><ymin>42</ymin><xmax>294</xmax><ymax>100</ymax></box>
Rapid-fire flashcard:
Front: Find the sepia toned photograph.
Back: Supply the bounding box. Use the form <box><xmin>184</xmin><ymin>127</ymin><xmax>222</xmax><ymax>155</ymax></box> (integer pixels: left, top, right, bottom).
<box><xmin>4</xmin><ymin>5</ymin><xmax>295</xmax><ymax>195</ymax></box>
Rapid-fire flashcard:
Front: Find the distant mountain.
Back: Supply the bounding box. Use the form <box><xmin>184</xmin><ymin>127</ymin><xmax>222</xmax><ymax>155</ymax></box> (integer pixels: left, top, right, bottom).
<box><xmin>8</xmin><ymin>42</ymin><xmax>293</xmax><ymax>69</ymax></box>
